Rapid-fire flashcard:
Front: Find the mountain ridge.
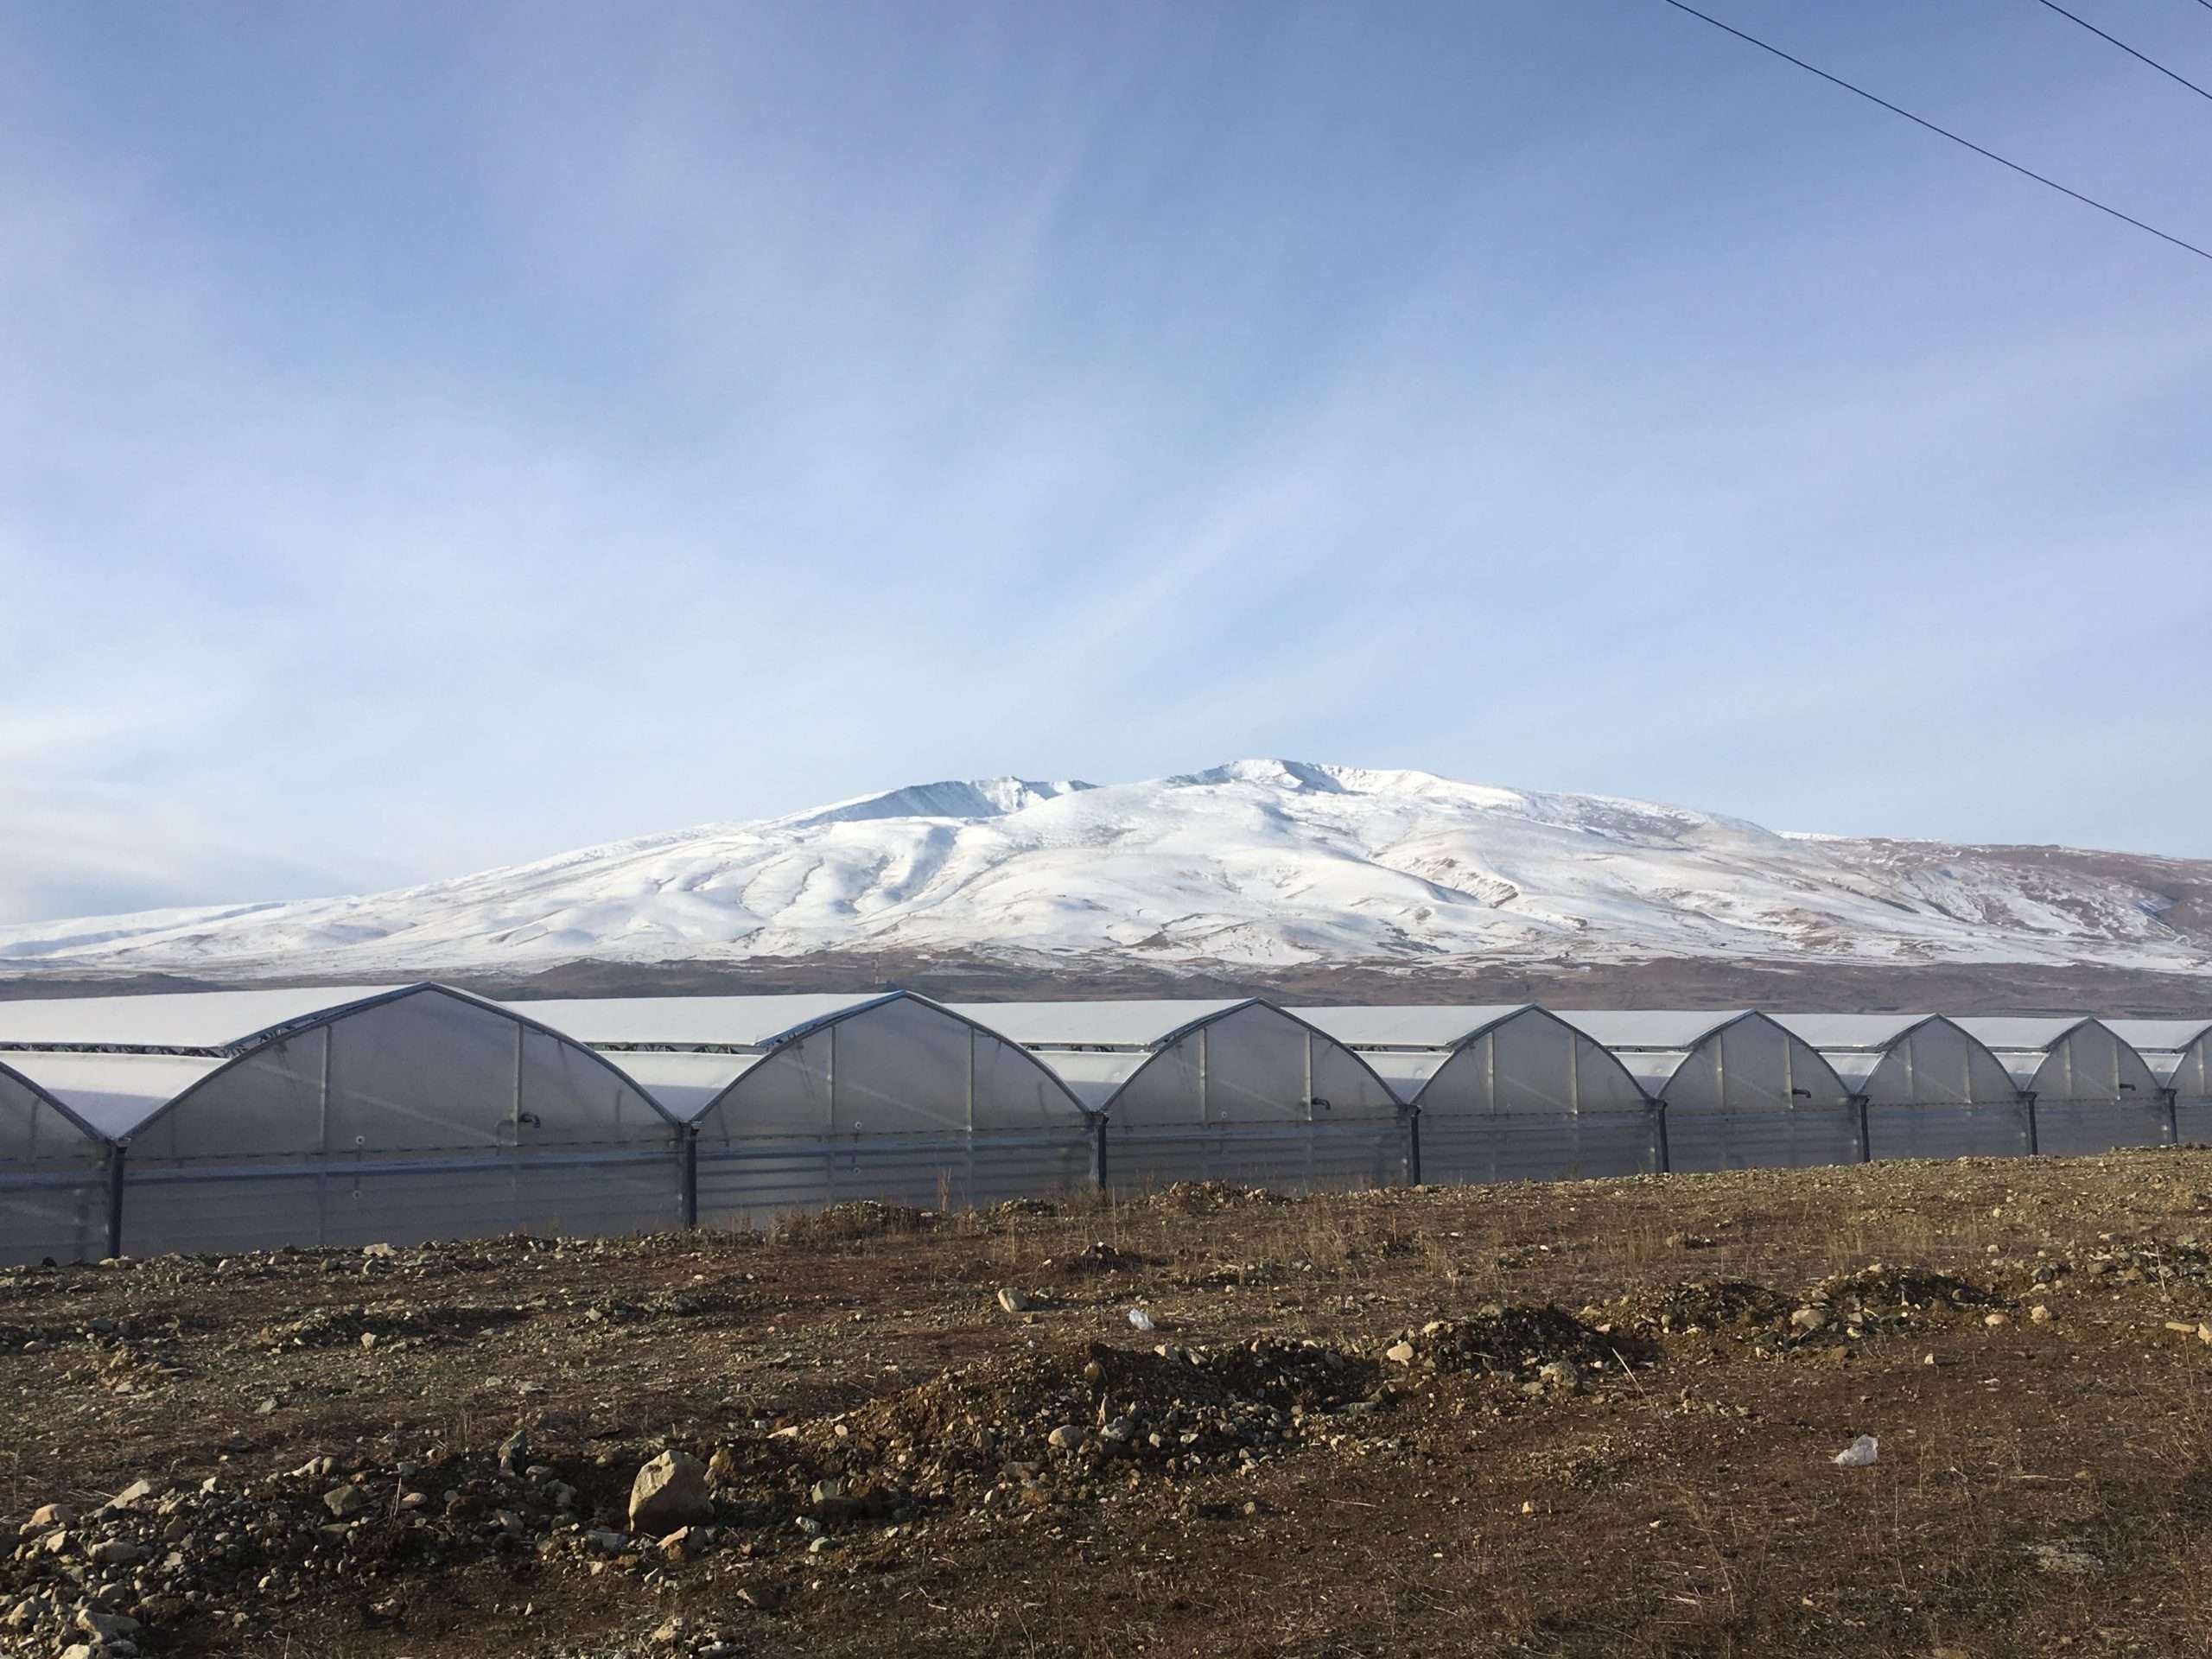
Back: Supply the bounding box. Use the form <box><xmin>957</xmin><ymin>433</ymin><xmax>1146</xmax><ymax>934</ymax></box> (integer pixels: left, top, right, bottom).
<box><xmin>3</xmin><ymin>760</ymin><xmax>2209</xmax><ymax>982</ymax></box>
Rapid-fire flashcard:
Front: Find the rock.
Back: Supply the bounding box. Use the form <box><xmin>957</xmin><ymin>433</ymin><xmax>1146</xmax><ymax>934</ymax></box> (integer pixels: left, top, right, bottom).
<box><xmin>585</xmin><ymin>1529</ymin><xmax>631</xmax><ymax>1553</ymax></box>
<box><xmin>1383</xmin><ymin>1341</ymin><xmax>1416</xmax><ymax>1365</ymax></box>
<box><xmin>90</xmin><ymin>1540</ymin><xmax>149</xmax><ymax>1565</ymax></box>
<box><xmin>995</xmin><ymin>1288</ymin><xmax>1029</xmax><ymax>1314</ymax></box>
<box><xmin>1046</xmin><ymin>1426</ymin><xmax>1084</xmax><ymax>1450</ymax></box>
<box><xmin>28</xmin><ymin>1503</ymin><xmax>72</xmax><ymax>1527</ymax></box>
<box><xmin>2030</xmin><ymin>1305</ymin><xmax>2051</xmax><ymax>1325</ymax></box>
<box><xmin>1983</xmin><ymin>1312</ymin><xmax>2010</xmax><ymax>1328</ymax></box>
<box><xmin>323</xmin><ymin>1484</ymin><xmax>372</xmax><ymax>1519</ymax></box>
<box><xmin>809</xmin><ymin>1478</ymin><xmax>845</xmax><ymax>1506</ymax></box>
<box><xmin>77</xmin><ymin>1607</ymin><xmax>143</xmax><ymax>1640</ymax></box>
<box><xmin>105</xmin><ymin>1478</ymin><xmax>155</xmax><ymax>1512</ymax></box>
<box><xmin>629</xmin><ymin>1451</ymin><xmax>714</xmax><ymax>1533</ymax></box>
<box><xmin>497</xmin><ymin>1428</ymin><xmax>531</xmax><ymax>1477</ymax></box>
<box><xmin>1789</xmin><ymin>1306</ymin><xmax>1829</xmax><ymax>1333</ymax></box>
<box><xmin>362</xmin><ymin>1242</ymin><xmax>397</xmax><ymax>1258</ymax></box>
<box><xmin>736</xmin><ymin>1579</ymin><xmax>785</xmax><ymax>1611</ymax></box>
<box><xmin>706</xmin><ymin>1446</ymin><xmax>740</xmax><ymax>1486</ymax></box>
<box><xmin>659</xmin><ymin>1526</ymin><xmax>707</xmax><ymax>1560</ymax></box>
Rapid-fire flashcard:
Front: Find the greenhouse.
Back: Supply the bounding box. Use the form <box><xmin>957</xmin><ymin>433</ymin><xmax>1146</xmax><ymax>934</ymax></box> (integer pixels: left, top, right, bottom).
<box><xmin>0</xmin><ymin>1058</ymin><xmax>111</xmax><ymax>1265</ymax></box>
<box><xmin>1294</xmin><ymin>1005</ymin><xmax>1660</xmax><ymax>1182</ymax></box>
<box><xmin>0</xmin><ymin>984</ymin><xmax>683</xmax><ymax>1258</ymax></box>
<box><xmin>1954</xmin><ymin>1017</ymin><xmax>2168</xmax><ymax>1154</ymax></box>
<box><xmin>1563</xmin><ymin>1010</ymin><xmax>1859</xmax><ymax>1171</ymax></box>
<box><xmin>509</xmin><ymin>992</ymin><xmax>1094</xmax><ymax>1226</ymax></box>
<box><xmin>1772</xmin><ymin>1014</ymin><xmax>2031</xmax><ymax>1160</ymax></box>
<box><xmin>953</xmin><ymin>1000</ymin><xmax>1405</xmax><ymax>1193</ymax></box>
<box><xmin>2109</xmin><ymin>1020</ymin><xmax>2212</xmax><ymax>1144</ymax></box>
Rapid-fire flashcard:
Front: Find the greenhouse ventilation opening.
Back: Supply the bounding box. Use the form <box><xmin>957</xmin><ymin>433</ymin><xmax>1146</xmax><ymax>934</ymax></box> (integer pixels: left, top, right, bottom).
<box><xmin>951</xmin><ymin>1000</ymin><xmax>1406</xmax><ymax>1194</ymax></box>
<box><xmin>1772</xmin><ymin>1014</ymin><xmax>2030</xmax><ymax>1160</ymax></box>
<box><xmin>2108</xmin><ymin>1020</ymin><xmax>2212</xmax><ymax>1145</ymax></box>
<box><xmin>506</xmin><ymin>992</ymin><xmax>1096</xmax><ymax>1228</ymax></box>
<box><xmin>1560</xmin><ymin>1011</ymin><xmax>1859</xmax><ymax>1171</ymax></box>
<box><xmin>0</xmin><ymin>984</ymin><xmax>683</xmax><ymax>1260</ymax></box>
<box><xmin>1294</xmin><ymin>1005</ymin><xmax>1661</xmax><ymax>1182</ymax></box>
<box><xmin>1955</xmin><ymin>1018</ymin><xmax>2171</xmax><ymax>1154</ymax></box>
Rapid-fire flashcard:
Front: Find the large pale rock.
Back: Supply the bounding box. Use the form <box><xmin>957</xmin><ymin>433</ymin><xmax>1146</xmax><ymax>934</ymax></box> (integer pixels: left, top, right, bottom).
<box><xmin>629</xmin><ymin>1452</ymin><xmax>713</xmax><ymax>1534</ymax></box>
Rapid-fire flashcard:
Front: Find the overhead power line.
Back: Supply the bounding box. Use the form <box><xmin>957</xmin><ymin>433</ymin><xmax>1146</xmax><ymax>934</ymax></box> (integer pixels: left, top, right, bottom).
<box><xmin>2033</xmin><ymin>0</ymin><xmax>2212</xmax><ymax>104</ymax></box>
<box><xmin>1656</xmin><ymin>0</ymin><xmax>2212</xmax><ymax>264</ymax></box>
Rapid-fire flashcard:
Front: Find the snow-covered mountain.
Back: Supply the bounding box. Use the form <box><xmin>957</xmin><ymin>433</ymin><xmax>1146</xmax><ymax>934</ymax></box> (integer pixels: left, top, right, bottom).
<box><xmin>3</xmin><ymin>759</ymin><xmax>2209</xmax><ymax>980</ymax></box>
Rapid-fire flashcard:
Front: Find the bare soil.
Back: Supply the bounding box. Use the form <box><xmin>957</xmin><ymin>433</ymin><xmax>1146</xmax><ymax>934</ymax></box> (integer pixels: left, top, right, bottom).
<box><xmin>12</xmin><ymin>1152</ymin><xmax>2212</xmax><ymax>1656</ymax></box>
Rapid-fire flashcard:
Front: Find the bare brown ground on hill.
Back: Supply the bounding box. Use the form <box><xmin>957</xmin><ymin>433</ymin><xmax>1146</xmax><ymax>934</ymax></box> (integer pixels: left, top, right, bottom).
<box><xmin>12</xmin><ymin>1152</ymin><xmax>2212</xmax><ymax>1656</ymax></box>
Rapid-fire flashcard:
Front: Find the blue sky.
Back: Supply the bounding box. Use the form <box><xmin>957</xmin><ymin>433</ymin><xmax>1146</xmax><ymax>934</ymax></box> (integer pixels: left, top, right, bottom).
<box><xmin>4</xmin><ymin>0</ymin><xmax>2209</xmax><ymax>921</ymax></box>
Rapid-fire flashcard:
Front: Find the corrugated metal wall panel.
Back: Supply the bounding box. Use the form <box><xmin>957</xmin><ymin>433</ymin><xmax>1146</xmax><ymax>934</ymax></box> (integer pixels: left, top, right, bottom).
<box><xmin>1419</xmin><ymin>1114</ymin><xmax>1662</xmax><ymax>1185</ymax></box>
<box><xmin>2031</xmin><ymin>1100</ymin><xmax>2171</xmax><ymax>1156</ymax></box>
<box><xmin>1104</xmin><ymin>1121</ymin><xmax>1407</xmax><ymax>1197</ymax></box>
<box><xmin>1664</xmin><ymin>1109</ymin><xmax>1861</xmax><ymax>1173</ymax></box>
<box><xmin>1865</xmin><ymin>1103</ymin><xmax>2033</xmax><ymax>1161</ymax></box>
<box><xmin>115</xmin><ymin>1148</ymin><xmax>685</xmax><ymax>1256</ymax></box>
<box><xmin>694</xmin><ymin>1130</ymin><xmax>1096</xmax><ymax>1230</ymax></box>
<box><xmin>0</xmin><ymin>1171</ymin><xmax>109</xmax><ymax>1265</ymax></box>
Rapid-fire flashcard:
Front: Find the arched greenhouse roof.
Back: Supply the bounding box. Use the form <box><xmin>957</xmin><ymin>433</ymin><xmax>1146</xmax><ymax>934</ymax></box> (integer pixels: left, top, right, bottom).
<box><xmin>0</xmin><ymin>1055</ymin><xmax>110</xmax><ymax>1159</ymax></box>
<box><xmin>508</xmin><ymin>991</ymin><xmax>1088</xmax><ymax>1127</ymax></box>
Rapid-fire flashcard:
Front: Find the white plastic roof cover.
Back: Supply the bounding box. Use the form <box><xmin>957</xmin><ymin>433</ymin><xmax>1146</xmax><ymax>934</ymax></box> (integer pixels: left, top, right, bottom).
<box><xmin>1289</xmin><ymin>1006</ymin><xmax>1529</xmax><ymax>1049</ymax></box>
<box><xmin>1950</xmin><ymin>1018</ymin><xmax>2160</xmax><ymax>1101</ymax></box>
<box><xmin>0</xmin><ymin>1058</ymin><xmax>108</xmax><ymax>1161</ymax></box>
<box><xmin>1951</xmin><ymin>1016</ymin><xmax>2100</xmax><ymax>1052</ymax></box>
<box><xmin>1383</xmin><ymin>1007</ymin><xmax>1652</xmax><ymax>1115</ymax></box>
<box><xmin>1</xmin><ymin>1053</ymin><xmax>226</xmax><ymax>1140</ymax></box>
<box><xmin>2106</xmin><ymin>1019</ymin><xmax>2212</xmax><ymax>1085</ymax></box>
<box><xmin>0</xmin><ymin>987</ymin><xmax>407</xmax><ymax>1051</ymax></box>
<box><xmin>1770</xmin><ymin>1014</ymin><xmax>1942</xmax><ymax>1049</ymax></box>
<box><xmin>609</xmin><ymin>1052</ymin><xmax>768</xmax><ymax>1120</ymax></box>
<box><xmin>502</xmin><ymin>993</ymin><xmax>904</xmax><ymax>1050</ymax></box>
<box><xmin>946</xmin><ymin>1001</ymin><xmax>1249</xmax><ymax>1049</ymax></box>
<box><xmin>1553</xmin><ymin>1011</ymin><xmax>1754</xmax><ymax>1049</ymax></box>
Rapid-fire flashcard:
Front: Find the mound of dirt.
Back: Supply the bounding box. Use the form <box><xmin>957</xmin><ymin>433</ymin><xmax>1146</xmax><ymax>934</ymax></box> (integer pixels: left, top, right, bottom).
<box><xmin>1142</xmin><ymin>1181</ymin><xmax>1292</xmax><ymax>1214</ymax></box>
<box><xmin>773</xmin><ymin>1201</ymin><xmax>937</xmax><ymax>1242</ymax></box>
<box><xmin>1372</xmin><ymin>1304</ymin><xmax>1646</xmax><ymax>1382</ymax></box>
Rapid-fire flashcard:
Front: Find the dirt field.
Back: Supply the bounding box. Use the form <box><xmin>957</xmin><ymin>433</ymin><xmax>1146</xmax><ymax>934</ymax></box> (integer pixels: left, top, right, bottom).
<box><xmin>10</xmin><ymin>1153</ymin><xmax>2212</xmax><ymax>1658</ymax></box>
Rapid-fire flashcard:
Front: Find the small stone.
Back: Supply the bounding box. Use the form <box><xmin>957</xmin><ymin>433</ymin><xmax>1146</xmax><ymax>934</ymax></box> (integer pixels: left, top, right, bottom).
<box><xmin>498</xmin><ymin>1428</ymin><xmax>531</xmax><ymax>1477</ymax></box>
<box><xmin>736</xmin><ymin>1580</ymin><xmax>785</xmax><ymax>1611</ymax></box>
<box><xmin>629</xmin><ymin>1451</ymin><xmax>714</xmax><ymax>1533</ymax></box>
<box><xmin>1789</xmin><ymin>1306</ymin><xmax>1829</xmax><ymax>1333</ymax></box>
<box><xmin>1983</xmin><ymin>1312</ymin><xmax>2010</xmax><ymax>1328</ymax></box>
<box><xmin>995</xmin><ymin>1288</ymin><xmax>1028</xmax><ymax>1314</ymax></box>
<box><xmin>1384</xmin><ymin>1340</ymin><xmax>1416</xmax><ymax>1365</ymax></box>
<box><xmin>105</xmin><ymin>1478</ymin><xmax>156</xmax><ymax>1511</ymax></box>
<box><xmin>1046</xmin><ymin>1426</ymin><xmax>1084</xmax><ymax>1450</ymax></box>
<box><xmin>324</xmin><ymin>1484</ymin><xmax>372</xmax><ymax>1519</ymax></box>
<box><xmin>362</xmin><ymin>1242</ymin><xmax>397</xmax><ymax>1258</ymax></box>
<box><xmin>2030</xmin><ymin>1305</ymin><xmax>2051</xmax><ymax>1324</ymax></box>
<box><xmin>77</xmin><ymin>1608</ymin><xmax>143</xmax><ymax>1640</ymax></box>
<box><xmin>28</xmin><ymin>1503</ymin><xmax>73</xmax><ymax>1527</ymax></box>
<box><xmin>90</xmin><ymin>1540</ymin><xmax>149</xmax><ymax>1565</ymax></box>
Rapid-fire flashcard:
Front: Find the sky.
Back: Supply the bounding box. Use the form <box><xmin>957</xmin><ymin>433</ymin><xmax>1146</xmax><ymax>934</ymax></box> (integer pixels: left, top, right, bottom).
<box><xmin>3</xmin><ymin>0</ymin><xmax>2210</xmax><ymax>923</ymax></box>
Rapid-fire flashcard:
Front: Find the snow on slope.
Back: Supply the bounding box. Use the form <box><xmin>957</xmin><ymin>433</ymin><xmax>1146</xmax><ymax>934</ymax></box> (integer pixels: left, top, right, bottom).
<box><xmin>2</xmin><ymin>759</ymin><xmax>2207</xmax><ymax>979</ymax></box>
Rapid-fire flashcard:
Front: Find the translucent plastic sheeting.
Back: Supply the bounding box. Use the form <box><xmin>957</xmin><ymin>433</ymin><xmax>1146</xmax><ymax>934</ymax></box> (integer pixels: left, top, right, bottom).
<box><xmin>1830</xmin><ymin>1019</ymin><xmax>2020</xmax><ymax>1107</ymax></box>
<box><xmin>1106</xmin><ymin>1120</ymin><xmax>1408</xmax><ymax>1197</ymax></box>
<box><xmin>1617</xmin><ymin>1014</ymin><xmax>1852</xmax><ymax>1114</ymax></box>
<box><xmin>2005</xmin><ymin>1021</ymin><xmax>2162</xmax><ymax>1107</ymax></box>
<box><xmin>1866</xmin><ymin>1102</ymin><xmax>2033</xmax><ymax>1161</ymax></box>
<box><xmin>2107</xmin><ymin>1020</ymin><xmax>2212</xmax><ymax>1090</ymax></box>
<box><xmin>0</xmin><ymin>987</ymin><xmax>404</xmax><ymax>1048</ymax></box>
<box><xmin>1558</xmin><ymin>1011</ymin><xmax>1753</xmax><ymax>1051</ymax></box>
<box><xmin>0</xmin><ymin>1172</ymin><xmax>109</xmax><ymax>1266</ymax></box>
<box><xmin>1420</xmin><ymin>1114</ymin><xmax>1662</xmax><ymax>1185</ymax></box>
<box><xmin>1359</xmin><ymin>1050</ymin><xmax>1451</xmax><ymax>1106</ymax></box>
<box><xmin>945</xmin><ymin>1000</ymin><xmax>1249</xmax><ymax>1047</ymax></box>
<box><xmin>115</xmin><ymin>1147</ymin><xmax>686</xmax><ymax>1257</ymax></box>
<box><xmin>694</xmin><ymin>1130</ymin><xmax>1094</xmax><ymax>1230</ymax></box>
<box><xmin>125</xmin><ymin>988</ymin><xmax>674</xmax><ymax>1162</ymax></box>
<box><xmin>3</xmin><ymin>1052</ymin><xmax>224</xmax><ymax>1139</ymax></box>
<box><xmin>2179</xmin><ymin>1100</ymin><xmax>2212</xmax><ymax>1147</ymax></box>
<box><xmin>1414</xmin><ymin>1010</ymin><xmax>1651</xmax><ymax>1118</ymax></box>
<box><xmin>1031</xmin><ymin>1051</ymin><xmax>1148</xmax><ymax>1112</ymax></box>
<box><xmin>0</xmin><ymin>1061</ymin><xmax>105</xmax><ymax>1163</ymax></box>
<box><xmin>1291</xmin><ymin>1006</ymin><xmax>1529</xmax><ymax>1048</ymax></box>
<box><xmin>1078</xmin><ymin>1005</ymin><xmax>1399</xmax><ymax>1128</ymax></box>
<box><xmin>687</xmin><ymin>995</ymin><xmax>1087</xmax><ymax>1142</ymax></box>
<box><xmin>503</xmin><ymin>993</ymin><xmax>901</xmax><ymax>1048</ymax></box>
<box><xmin>611</xmin><ymin>1052</ymin><xmax>764</xmax><ymax>1122</ymax></box>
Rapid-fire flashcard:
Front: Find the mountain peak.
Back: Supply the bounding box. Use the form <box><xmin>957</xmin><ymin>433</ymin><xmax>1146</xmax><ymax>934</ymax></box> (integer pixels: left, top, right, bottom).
<box><xmin>0</xmin><ymin>761</ymin><xmax>2202</xmax><ymax>979</ymax></box>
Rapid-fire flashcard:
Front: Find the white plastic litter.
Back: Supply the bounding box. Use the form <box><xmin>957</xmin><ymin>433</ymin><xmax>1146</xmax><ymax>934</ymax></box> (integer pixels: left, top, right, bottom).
<box><xmin>1127</xmin><ymin>1307</ymin><xmax>1156</xmax><ymax>1332</ymax></box>
<box><xmin>1833</xmin><ymin>1434</ymin><xmax>1878</xmax><ymax>1467</ymax></box>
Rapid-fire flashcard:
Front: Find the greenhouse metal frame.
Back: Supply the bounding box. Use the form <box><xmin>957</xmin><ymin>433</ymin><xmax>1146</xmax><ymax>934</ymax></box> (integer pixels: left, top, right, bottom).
<box><xmin>509</xmin><ymin>992</ymin><xmax>1096</xmax><ymax>1227</ymax></box>
<box><xmin>951</xmin><ymin>999</ymin><xmax>1407</xmax><ymax>1195</ymax></box>
<box><xmin>1294</xmin><ymin>1005</ymin><xmax>1662</xmax><ymax>1183</ymax></box>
